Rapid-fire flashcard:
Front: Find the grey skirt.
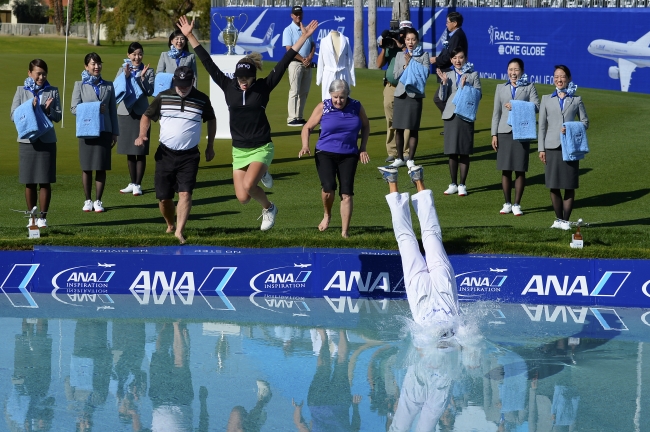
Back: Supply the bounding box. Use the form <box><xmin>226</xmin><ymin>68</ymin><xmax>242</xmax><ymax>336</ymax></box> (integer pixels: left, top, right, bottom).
<box><xmin>392</xmin><ymin>95</ymin><xmax>423</xmax><ymax>130</ymax></box>
<box><xmin>444</xmin><ymin>114</ymin><xmax>474</xmax><ymax>155</ymax></box>
<box><xmin>19</xmin><ymin>140</ymin><xmax>56</xmax><ymax>184</ymax></box>
<box><xmin>117</xmin><ymin>112</ymin><xmax>149</xmax><ymax>156</ymax></box>
<box><xmin>545</xmin><ymin>147</ymin><xmax>579</xmax><ymax>189</ymax></box>
<box><xmin>79</xmin><ymin>131</ymin><xmax>112</xmax><ymax>171</ymax></box>
<box><xmin>496</xmin><ymin>133</ymin><xmax>530</xmax><ymax>172</ymax></box>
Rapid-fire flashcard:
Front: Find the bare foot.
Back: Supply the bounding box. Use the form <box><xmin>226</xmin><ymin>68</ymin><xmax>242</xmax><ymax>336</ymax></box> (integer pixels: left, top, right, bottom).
<box><xmin>318</xmin><ymin>215</ymin><xmax>331</xmax><ymax>232</ymax></box>
<box><xmin>166</xmin><ymin>225</ymin><xmax>175</xmax><ymax>234</ymax></box>
<box><xmin>341</xmin><ymin>231</ymin><xmax>349</xmax><ymax>239</ymax></box>
<box><xmin>175</xmin><ymin>231</ymin><xmax>186</xmax><ymax>245</ymax></box>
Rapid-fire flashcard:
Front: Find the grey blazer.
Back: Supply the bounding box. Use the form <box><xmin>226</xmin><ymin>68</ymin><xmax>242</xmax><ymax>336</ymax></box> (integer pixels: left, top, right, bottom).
<box><xmin>538</xmin><ymin>94</ymin><xmax>588</xmax><ymax>151</ymax></box>
<box><xmin>491</xmin><ymin>83</ymin><xmax>540</xmax><ymax>136</ymax></box>
<box><xmin>156</xmin><ymin>52</ymin><xmax>198</xmax><ymax>88</ymax></box>
<box><xmin>393</xmin><ymin>51</ymin><xmax>430</xmax><ymax>98</ymax></box>
<box><xmin>70</xmin><ymin>80</ymin><xmax>120</xmax><ymax>136</ymax></box>
<box><xmin>11</xmin><ymin>86</ymin><xmax>62</xmax><ymax>143</ymax></box>
<box><xmin>439</xmin><ymin>70</ymin><xmax>481</xmax><ymax>120</ymax></box>
<box><xmin>114</xmin><ymin>68</ymin><xmax>155</xmax><ymax>116</ymax></box>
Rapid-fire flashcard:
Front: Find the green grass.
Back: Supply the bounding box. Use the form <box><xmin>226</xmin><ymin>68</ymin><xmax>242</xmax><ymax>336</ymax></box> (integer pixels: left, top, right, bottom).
<box><xmin>2</xmin><ymin>35</ymin><xmax>650</xmax><ymax>257</ymax></box>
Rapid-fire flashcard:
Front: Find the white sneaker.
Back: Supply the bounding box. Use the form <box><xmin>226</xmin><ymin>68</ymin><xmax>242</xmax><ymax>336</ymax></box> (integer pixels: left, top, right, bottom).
<box><xmin>390</xmin><ymin>158</ymin><xmax>406</xmax><ymax>168</ymax></box>
<box><xmin>93</xmin><ymin>200</ymin><xmax>105</xmax><ymax>213</ymax></box>
<box><xmin>26</xmin><ymin>218</ymin><xmax>36</xmax><ymax>227</ymax></box>
<box><xmin>512</xmin><ymin>204</ymin><xmax>524</xmax><ymax>216</ymax></box>
<box><xmin>458</xmin><ymin>184</ymin><xmax>468</xmax><ymax>196</ymax></box>
<box><xmin>406</xmin><ymin>159</ymin><xmax>415</xmax><ymax>169</ymax></box>
<box><xmin>260</xmin><ymin>171</ymin><xmax>273</xmax><ymax>188</ymax></box>
<box><xmin>500</xmin><ymin>203</ymin><xmax>512</xmax><ymax>214</ymax></box>
<box><xmin>443</xmin><ymin>184</ymin><xmax>458</xmax><ymax>195</ymax></box>
<box><xmin>120</xmin><ymin>183</ymin><xmax>135</xmax><ymax>194</ymax></box>
<box><xmin>132</xmin><ymin>184</ymin><xmax>142</xmax><ymax>196</ymax></box>
<box><xmin>37</xmin><ymin>218</ymin><xmax>48</xmax><ymax>228</ymax></box>
<box><xmin>260</xmin><ymin>203</ymin><xmax>277</xmax><ymax>231</ymax></box>
<box><xmin>559</xmin><ymin>220</ymin><xmax>571</xmax><ymax>230</ymax></box>
<box><xmin>83</xmin><ymin>200</ymin><xmax>93</xmax><ymax>212</ymax></box>
<box><xmin>550</xmin><ymin>219</ymin><xmax>563</xmax><ymax>229</ymax></box>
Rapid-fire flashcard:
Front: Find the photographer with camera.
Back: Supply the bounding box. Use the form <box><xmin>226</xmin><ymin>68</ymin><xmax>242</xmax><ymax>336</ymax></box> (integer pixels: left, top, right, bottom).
<box><xmin>377</xmin><ymin>20</ymin><xmax>412</xmax><ymax>163</ymax></box>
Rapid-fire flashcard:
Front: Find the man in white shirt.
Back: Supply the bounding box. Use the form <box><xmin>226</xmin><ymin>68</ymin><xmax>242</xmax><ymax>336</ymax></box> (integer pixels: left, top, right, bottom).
<box><xmin>282</xmin><ymin>6</ymin><xmax>315</xmax><ymax>127</ymax></box>
<box><xmin>136</xmin><ymin>66</ymin><xmax>216</xmax><ymax>244</ymax></box>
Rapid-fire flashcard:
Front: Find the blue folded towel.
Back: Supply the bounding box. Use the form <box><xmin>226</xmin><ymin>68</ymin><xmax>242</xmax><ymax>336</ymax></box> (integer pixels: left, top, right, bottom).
<box><xmin>114</xmin><ymin>72</ymin><xmax>143</xmax><ymax>110</ymax></box>
<box><xmin>399</xmin><ymin>60</ymin><xmax>429</xmax><ymax>96</ymax></box>
<box><xmin>507</xmin><ymin>100</ymin><xmax>537</xmax><ymax>140</ymax></box>
<box><xmin>13</xmin><ymin>99</ymin><xmax>53</xmax><ymax>140</ymax></box>
<box><xmin>453</xmin><ymin>86</ymin><xmax>481</xmax><ymax>122</ymax></box>
<box><xmin>76</xmin><ymin>101</ymin><xmax>104</xmax><ymax>139</ymax></box>
<box><xmin>561</xmin><ymin>121</ymin><xmax>589</xmax><ymax>161</ymax></box>
<box><xmin>153</xmin><ymin>73</ymin><xmax>174</xmax><ymax>97</ymax></box>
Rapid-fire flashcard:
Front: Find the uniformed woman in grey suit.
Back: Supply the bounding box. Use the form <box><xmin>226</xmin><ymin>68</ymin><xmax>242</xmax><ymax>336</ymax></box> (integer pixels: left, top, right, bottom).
<box><xmin>116</xmin><ymin>42</ymin><xmax>155</xmax><ymax>197</ymax></box>
<box><xmin>157</xmin><ymin>29</ymin><xmax>198</xmax><ymax>88</ymax></box>
<box><xmin>10</xmin><ymin>59</ymin><xmax>61</xmax><ymax>228</ymax></box>
<box><xmin>491</xmin><ymin>58</ymin><xmax>539</xmax><ymax>216</ymax></box>
<box><xmin>436</xmin><ymin>47</ymin><xmax>481</xmax><ymax>197</ymax></box>
<box><xmin>390</xmin><ymin>27</ymin><xmax>430</xmax><ymax>170</ymax></box>
<box><xmin>71</xmin><ymin>52</ymin><xmax>119</xmax><ymax>213</ymax></box>
<box><xmin>538</xmin><ymin>65</ymin><xmax>588</xmax><ymax>230</ymax></box>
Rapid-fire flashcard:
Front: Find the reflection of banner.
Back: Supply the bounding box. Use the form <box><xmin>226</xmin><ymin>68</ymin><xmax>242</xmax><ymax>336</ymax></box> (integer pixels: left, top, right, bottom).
<box><xmin>0</xmin><ymin>247</ymin><xmax>649</xmax><ymax>309</ymax></box>
<box><xmin>209</xmin><ymin>7</ymin><xmax>650</xmax><ymax>94</ymax></box>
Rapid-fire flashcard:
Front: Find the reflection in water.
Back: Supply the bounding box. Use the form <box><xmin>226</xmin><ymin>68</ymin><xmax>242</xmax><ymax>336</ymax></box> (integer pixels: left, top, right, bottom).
<box><xmin>0</xmin><ymin>310</ymin><xmax>646</xmax><ymax>431</ymax></box>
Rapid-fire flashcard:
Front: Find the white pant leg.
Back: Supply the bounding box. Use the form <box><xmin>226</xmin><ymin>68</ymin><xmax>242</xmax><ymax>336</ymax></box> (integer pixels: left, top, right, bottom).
<box><xmin>386</xmin><ymin>192</ymin><xmax>431</xmax><ymax>323</ymax></box>
<box><xmin>411</xmin><ymin>190</ymin><xmax>460</xmax><ymax>319</ymax></box>
<box><xmin>287</xmin><ymin>62</ymin><xmax>303</xmax><ymax>122</ymax></box>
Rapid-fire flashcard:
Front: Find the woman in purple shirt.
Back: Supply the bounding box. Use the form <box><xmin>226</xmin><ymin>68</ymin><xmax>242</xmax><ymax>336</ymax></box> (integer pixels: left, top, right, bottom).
<box><xmin>300</xmin><ymin>79</ymin><xmax>370</xmax><ymax>238</ymax></box>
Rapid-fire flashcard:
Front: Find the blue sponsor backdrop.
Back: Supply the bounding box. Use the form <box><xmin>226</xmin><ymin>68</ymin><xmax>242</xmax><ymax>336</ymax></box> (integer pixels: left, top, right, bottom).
<box><xmin>210</xmin><ymin>7</ymin><xmax>650</xmax><ymax>94</ymax></box>
<box><xmin>1</xmin><ymin>247</ymin><xmax>649</xmax><ymax>310</ymax></box>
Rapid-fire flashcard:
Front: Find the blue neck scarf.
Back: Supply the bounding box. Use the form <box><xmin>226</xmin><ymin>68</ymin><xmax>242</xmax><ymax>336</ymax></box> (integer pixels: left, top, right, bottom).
<box><xmin>460</xmin><ymin>62</ymin><xmax>474</xmax><ymax>74</ymax></box>
<box><xmin>24</xmin><ymin>77</ymin><xmax>50</xmax><ymax>97</ymax></box>
<box><xmin>556</xmin><ymin>81</ymin><xmax>578</xmax><ymax>97</ymax></box>
<box><xmin>407</xmin><ymin>45</ymin><xmax>424</xmax><ymax>57</ymax></box>
<box><xmin>515</xmin><ymin>73</ymin><xmax>529</xmax><ymax>87</ymax></box>
<box><xmin>81</xmin><ymin>70</ymin><xmax>103</xmax><ymax>98</ymax></box>
<box><xmin>122</xmin><ymin>59</ymin><xmax>144</xmax><ymax>78</ymax></box>
<box><xmin>168</xmin><ymin>45</ymin><xmax>187</xmax><ymax>66</ymax></box>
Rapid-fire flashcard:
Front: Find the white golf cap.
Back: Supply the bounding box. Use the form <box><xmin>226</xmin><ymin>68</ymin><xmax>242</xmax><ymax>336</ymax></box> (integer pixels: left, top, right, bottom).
<box><xmin>399</xmin><ymin>20</ymin><xmax>413</xmax><ymax>29</ymax></box>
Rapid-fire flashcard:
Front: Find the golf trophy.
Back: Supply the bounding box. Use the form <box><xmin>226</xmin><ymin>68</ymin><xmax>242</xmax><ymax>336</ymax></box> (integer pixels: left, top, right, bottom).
<box><xmin>212</xmin><ymin>13</ymin><xmax>248</xmax><ymax>55</ymax></box>
<box><xmin>570</xmin><ymin>219</ymin><xmax>584</xmax><ymax>249</ymax></box>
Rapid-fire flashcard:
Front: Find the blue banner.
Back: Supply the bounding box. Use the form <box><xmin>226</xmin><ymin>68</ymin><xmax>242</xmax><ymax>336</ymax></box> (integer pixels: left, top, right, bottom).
<box><xmin>210</xmin><ymin>6</ymin><xmax>650</xmax><ymax>94</ymax></box>
<box><xmin>0</xmin><ymin>247</ymin><xmax>649</xmax><ymax>310</ymax></box>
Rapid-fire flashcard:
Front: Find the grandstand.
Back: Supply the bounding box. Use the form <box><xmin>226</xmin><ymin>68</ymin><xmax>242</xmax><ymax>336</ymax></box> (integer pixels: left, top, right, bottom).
<box><xmin>212</xmin><ymin>0</ymin><xmax>650</xmax><ymax>8</ymax></box>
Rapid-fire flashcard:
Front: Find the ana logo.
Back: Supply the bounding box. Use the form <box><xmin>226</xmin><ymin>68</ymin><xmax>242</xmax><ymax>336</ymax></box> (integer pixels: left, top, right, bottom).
<box><xmin>456</xmin><ymin>269</ymin><xmax>508</xmax><ymax>297</ymax></box>
<box><xmin>129</xmin><ymin>267</ymin><xmax>237</xmax><ymax>309</ymax></box>
<box><xmin>129</xmin><ymin>271</ymin><xmax>195</xmax><ymax>305</ymax></box>
<box><xmin>521</xmin><ymin>271</ymin><xmax>631</xmax><ymax>297</ymax></box>
<box><xmin>323</xmin><ymin>271</ymin><xmax>403</xmax><ymax>293</ymax></box>
<box><xmin>51</xmin><ymin>264</ymin><xmax>116</xmax><ymax>307</ymax></box>
<box><xmin>249</xmin><ymin>292</ymin><xmax>311</xmax><ymax>316</ymax></box>
<box><xmin>250</xmin><ymin>264</ymin><xmax>312</xmax><ymax>292</ymax></box>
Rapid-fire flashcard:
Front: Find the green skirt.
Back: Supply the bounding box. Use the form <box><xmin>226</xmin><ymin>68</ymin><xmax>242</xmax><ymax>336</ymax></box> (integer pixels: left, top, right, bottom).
<box><xmin>232</xmin><ymin>142</ymin><xmax>274</xmax><ymax>170</ymax></box>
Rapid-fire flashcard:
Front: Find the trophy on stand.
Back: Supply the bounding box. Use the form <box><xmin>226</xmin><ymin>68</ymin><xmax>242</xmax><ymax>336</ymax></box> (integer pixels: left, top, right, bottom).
<box><xmin>212</xmin><ymin>13</ymin><xmax>248</xmax><ymax>55</ymax></box>
<box><xmin>570</xmin><ymin>219</ymin><xmax>584</xmax><ymax>249</ymax></box>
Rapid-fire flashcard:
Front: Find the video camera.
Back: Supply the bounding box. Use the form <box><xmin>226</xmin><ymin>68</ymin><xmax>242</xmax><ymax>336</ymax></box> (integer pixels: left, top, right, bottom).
<box><xmin>380</xmin><ymin>20</ymin><xmax>404</xmax><ymax>50</ymax></box>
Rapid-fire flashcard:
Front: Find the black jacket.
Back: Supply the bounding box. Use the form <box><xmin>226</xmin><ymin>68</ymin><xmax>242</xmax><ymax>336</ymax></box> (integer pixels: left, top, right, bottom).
<box><xmin>194</xmin><ymin>44</ymin><xmax>296</xmax><ymax>149</ymax></box>
<box><xmin>435</xmin><ymin>27</ymin><xmax>468</xmax><ymax>71</ymax></box>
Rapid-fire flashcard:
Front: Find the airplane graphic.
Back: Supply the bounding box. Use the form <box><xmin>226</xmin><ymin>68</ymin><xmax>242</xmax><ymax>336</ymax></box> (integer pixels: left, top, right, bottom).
<box><xmin>490</xmin><ymin>268</ymin><xmax>507</xmax><ymax>273</ymax></box>
<box><xmin>97</xmin><ymin>306</ymin><xmax>114</xmax><ymax>311</ymax></box>
<box><xmin>217</xmin><ymin>9</ymin><xmax>281</xmax><ymax>57</ymax></box>
<box><xmin>418</xmin><ymin>8</ymin><xmax>447</xmax><ymax>55</ymax></box>
<box><xmin>98</xmin><ymin>263</ymin><xmax>115</xmax><ymax>268</ymax></box>
<box><xmin>294</xmin><ymin>263</ymin><xmax>312</xmax><ymax>268</ymax></box>
<box><xmin>334</xmin><ymin>16</ymin><xmax>345</xmax><ymax>22</ymax></box>
<box><xmin>588</xmin><ymin>30</ymin><xmax>650</xmax><ymax>92</ymax></box>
